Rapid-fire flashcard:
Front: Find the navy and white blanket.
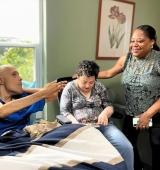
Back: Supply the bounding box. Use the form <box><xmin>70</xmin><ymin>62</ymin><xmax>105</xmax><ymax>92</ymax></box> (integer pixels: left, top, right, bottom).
<box><xmin>0</xmin><ymin>124</ymin><xmax>126</xmax><ymax>170</ymax></box>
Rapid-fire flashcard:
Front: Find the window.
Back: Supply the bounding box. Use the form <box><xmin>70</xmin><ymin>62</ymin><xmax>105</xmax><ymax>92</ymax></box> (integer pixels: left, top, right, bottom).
<box><xmin>0</xmin><ymin>0</ymin><xmax>43</xmax><ymax>87</ymax></box>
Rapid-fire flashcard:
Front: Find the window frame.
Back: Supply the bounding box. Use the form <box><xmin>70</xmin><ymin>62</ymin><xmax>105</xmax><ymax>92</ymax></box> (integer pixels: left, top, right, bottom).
<box><xmin>0</xmin><ymin>0</ymin><xmax>44</xmax><ymax>121</ymax></box>
<box><xmin>0</xmin><ymin>0</ymin><xmax>43</xmax><ymax>88</ymax></box>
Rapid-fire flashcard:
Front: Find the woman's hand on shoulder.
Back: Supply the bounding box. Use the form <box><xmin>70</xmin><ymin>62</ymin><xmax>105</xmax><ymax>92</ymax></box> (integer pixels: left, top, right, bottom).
<box><xmin>116</xmin><ymin>55</ymin><xmax>127</xmax><ymax>70</ymax></box>
<box><xmin>98</xmin><ymin>55</ymin><xmax>127</xmax><ymax>79</ymax></box>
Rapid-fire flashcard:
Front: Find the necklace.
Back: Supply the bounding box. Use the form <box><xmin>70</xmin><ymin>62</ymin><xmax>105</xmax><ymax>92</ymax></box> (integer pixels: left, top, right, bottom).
<box><xmin>132</xmin><ymin>52</ymin><xmax>152</xmax><ymax>75</ymax></box>
<box><xmin>80</xmin><ymin>90</ymin><xmax>91</xmax><ymax>99</ymax></box>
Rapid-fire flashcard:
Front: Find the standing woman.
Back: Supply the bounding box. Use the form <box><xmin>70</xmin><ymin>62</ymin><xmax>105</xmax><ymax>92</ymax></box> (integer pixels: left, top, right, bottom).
<box><xmin>98</xmin><ymin>25</ymin><xmax>160</xmax><ymax>170</ymax></box>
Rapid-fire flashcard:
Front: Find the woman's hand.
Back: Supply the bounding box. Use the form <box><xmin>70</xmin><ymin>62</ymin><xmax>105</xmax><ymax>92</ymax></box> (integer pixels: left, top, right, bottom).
<box><xmin>97</xmin><ymin>112</ymin><xmax>109</xmax><ymax>126</ymax></box>
<box><xmin>66</xmin><ymin>114</ymin><xmax>79</xmax><ymax>124</ymax></box>
<box><xmin>97</xmin><ymin>106</ymin><xmax>113</xmax><ymax>125</ymax></box>
<box><xmin>136</xmin><ymin>112</ymin><xmax>152</xmax><ymax>129</ymax></box>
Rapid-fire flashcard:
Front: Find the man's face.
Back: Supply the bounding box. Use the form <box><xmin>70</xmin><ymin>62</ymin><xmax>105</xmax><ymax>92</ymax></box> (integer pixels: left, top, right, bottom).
<box><xmin>1</xmin><ymin>67</ymin><xmax>23</xmax><ymax>95</ymax></box>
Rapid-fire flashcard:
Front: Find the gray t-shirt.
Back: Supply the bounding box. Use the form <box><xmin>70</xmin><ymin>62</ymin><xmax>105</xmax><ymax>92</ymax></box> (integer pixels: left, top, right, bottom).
<box><xmin>60</xmin><ymin>80</ymin><xmax>112</xmax><ymax>123</ymax></box>
<box><xmin>122</xmin><ymin>50</ymin><xmax>160</xmax><ymax>116</ymax></box>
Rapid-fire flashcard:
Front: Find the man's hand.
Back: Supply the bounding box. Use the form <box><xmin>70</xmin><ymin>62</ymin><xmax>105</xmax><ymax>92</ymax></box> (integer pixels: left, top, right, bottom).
<box><xmin>42</xmin><ymin>81</ymin><xmax>66</xmax><ymax>102</ymax></box>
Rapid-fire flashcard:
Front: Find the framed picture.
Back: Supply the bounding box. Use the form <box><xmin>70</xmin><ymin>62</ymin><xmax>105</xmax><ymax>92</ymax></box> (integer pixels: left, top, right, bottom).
<box><xmin>96</xmin><ymin>0</ymin><xmax>135</xmax><ymax>60</ymax></box>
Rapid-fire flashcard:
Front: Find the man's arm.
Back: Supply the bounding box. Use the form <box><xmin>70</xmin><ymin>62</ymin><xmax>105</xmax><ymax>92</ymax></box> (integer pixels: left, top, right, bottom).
<box><xmin>0</xmin><ymin>81</ymin><xmax>64</xmax><ymax>118</ymax></box>
<box><xmin>23</xmin><ymin>87</ymin><xmax>41</xmax><ymax>94</ymax></box>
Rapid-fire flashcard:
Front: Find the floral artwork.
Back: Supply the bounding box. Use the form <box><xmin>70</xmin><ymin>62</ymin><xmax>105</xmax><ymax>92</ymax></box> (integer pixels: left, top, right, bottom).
<box><xmin>108</xmin><ymin>5</ymin><xmax>126</xmax><ymax>48</ymax></box>
<box><xmin>96</xmin><ymin>0</ymin><xmax>135</xmax><ymax>60</ymax></box>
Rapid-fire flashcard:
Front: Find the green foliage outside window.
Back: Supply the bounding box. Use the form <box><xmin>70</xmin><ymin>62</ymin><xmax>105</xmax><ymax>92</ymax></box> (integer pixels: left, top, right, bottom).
<box><xmin>0</xmin><ymin>47</ymin><xmax>34</xmax><ymax>82</ymax></box>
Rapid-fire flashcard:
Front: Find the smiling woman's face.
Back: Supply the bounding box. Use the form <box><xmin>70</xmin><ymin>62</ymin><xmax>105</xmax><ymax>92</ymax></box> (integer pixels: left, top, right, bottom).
<box><xmin>130</xmin><ymin>29</ymin><xmax>154</xmax><ymax>58</ymax></box>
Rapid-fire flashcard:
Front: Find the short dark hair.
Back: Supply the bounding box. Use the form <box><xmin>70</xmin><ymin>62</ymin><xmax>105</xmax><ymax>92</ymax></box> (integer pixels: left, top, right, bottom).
<box><xmin>76</xmin><ymin>60</ymin><xmax>99</xmax><ymax>79</ymax></box>
<box><xmin>136</xmin><ymin>25</ymin><xmax>160</xmax><ymax>51</ymax></box>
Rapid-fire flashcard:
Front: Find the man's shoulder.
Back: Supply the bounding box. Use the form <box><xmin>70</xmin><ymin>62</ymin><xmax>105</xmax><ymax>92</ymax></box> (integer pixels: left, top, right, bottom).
<box><xmin>13</xmin><ymin>93</ymin><xmax>29</xmax><ymax>99</ymax></box>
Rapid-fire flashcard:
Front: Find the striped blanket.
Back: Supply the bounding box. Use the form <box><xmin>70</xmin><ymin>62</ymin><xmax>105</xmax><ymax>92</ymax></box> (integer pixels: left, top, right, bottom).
<box><xmin>0</xmin><ymin>124</ymin><xmax>126</xmax><ymax>170</ymax></box>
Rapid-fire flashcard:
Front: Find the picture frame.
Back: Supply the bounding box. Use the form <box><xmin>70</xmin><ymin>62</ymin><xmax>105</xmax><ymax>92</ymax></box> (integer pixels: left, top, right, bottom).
<box><xmin>96</xmin><ymin>0</ymin><xmax>135</xmax><ymax>60</ymax></box>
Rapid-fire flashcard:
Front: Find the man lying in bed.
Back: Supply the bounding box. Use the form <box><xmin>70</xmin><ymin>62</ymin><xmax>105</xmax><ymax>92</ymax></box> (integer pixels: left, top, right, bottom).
<box><xmin>0</xmin><ymin>64</ymin><xmax>65</xmax><ymax>136</ymax></box>
<box><xmin>60</xmin><ymin>60</ymin><xmax>134</xmax><ymax>170</ymax></box>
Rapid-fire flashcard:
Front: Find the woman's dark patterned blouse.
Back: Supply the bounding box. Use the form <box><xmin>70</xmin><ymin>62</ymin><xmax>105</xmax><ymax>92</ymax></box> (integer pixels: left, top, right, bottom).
<box><xmin>122</xmin><ymin>50</ymin><xmax>160</xmax><ymax>116</ymax></box>
<box><xmin>60</xmin><ymin>81</ymin><xmax>112</xmax><ymax>123</ymax></box>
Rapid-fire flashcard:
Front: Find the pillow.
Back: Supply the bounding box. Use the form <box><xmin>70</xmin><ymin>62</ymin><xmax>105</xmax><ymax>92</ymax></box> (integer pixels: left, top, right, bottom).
<box><xmin>24</xmin><ymin>119</ymin><xmax>60</xmax><ymax>139</ymax></box>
